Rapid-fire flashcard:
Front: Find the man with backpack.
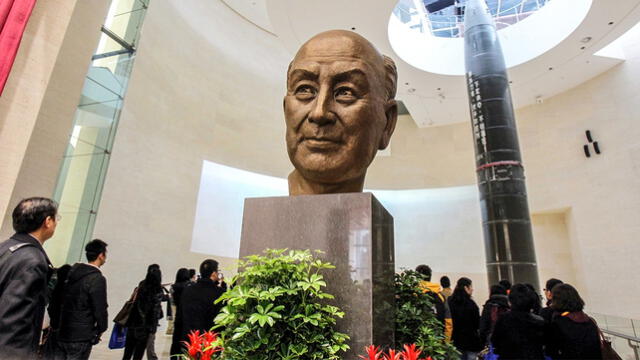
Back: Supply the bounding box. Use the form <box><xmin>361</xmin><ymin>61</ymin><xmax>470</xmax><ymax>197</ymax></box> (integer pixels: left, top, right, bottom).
<box><xmin>416</xmin><ymin>264</ymin><xmax>453</xmax><ymax>341</ymax></box>
<box><xmin>0</xmin><ymin>197</ymin><xmax>58</xmax><ymax>359</ymax></box>
<box><xmin>54</xmin><ymin>239</ymin><xmax>109</xmax><ymax>359</ymax></box>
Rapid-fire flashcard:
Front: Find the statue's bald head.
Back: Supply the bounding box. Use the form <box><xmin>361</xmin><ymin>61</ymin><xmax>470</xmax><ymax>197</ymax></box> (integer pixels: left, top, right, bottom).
<box><xmin>289</xmin><ymin>30</ymin><xmax>397</xmax><ymax>101</ymax></box>
<box><xmin>284</xmin><ymin>30</ymin><xmax>399</xmax><ymax>195</ymax></box>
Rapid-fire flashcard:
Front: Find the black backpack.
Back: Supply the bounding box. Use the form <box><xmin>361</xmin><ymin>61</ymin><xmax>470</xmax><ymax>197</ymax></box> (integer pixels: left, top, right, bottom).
<box><xmin>425</xmin><ymin>290</ymin><xmax>447</xmax><ymax>324</ymax></box>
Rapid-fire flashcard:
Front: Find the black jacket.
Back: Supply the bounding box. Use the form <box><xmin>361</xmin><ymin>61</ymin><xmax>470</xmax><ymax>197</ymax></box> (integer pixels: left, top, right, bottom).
<box><xmin>448</xmin><ymin>295</ymin><xmax>483</xmax><ymax>352</ymax></box>
<box><xmin>539</xmin><ymin>305</ymin><xmax>556</xmax><ymax>324</ymax></box>
<box><xmin>127</xmin><ymin>281</ymin><xmax>163</xmax><ymax>333</ymax></box>
<box><xmin>179</xmin><ymin>278</ymin><xmax>226</xmax><ymax>340</ymax></box>
<box><xmin>479</xmin><ymin>294</ymin><xmax>510</xmax><ymax>346</ymax></box>
<box><xmin>491</xmin><ymin>310</ymin><xmax>545</xmax><ymax>359</ymax></box>
<box><xmin>0</xmin><ymin>233</ymin><xmax>53</xmax><ymax>359</ymax></box>
<box><xmin>171</xmin><ymin>281</ymin><xmax>190</xmax><ymax>310</ymax></box>
<box><xmin>546</xmin><ymin>311</ymin><xmax>602</xmax><ymax>359</ymax></box>
<box><xmin>58</xmin><ymin>263</ymin><xmax>108</xmax><ymax>343</ymax></box>
<box><xmin>170</xmin><ymin>281</ymin><xmax>192</xmax><ymax>357</ymax></box>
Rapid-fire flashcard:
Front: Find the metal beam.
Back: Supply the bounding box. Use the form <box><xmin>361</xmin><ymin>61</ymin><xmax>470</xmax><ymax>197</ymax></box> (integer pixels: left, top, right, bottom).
<box><xmin>100</xmin><ymin>26</ymin><xmax>135</xmax><ymax>52</ymax></box>
<box><xmin>91</xmin><ymin>48</ymin><xmax>133</xmax><ymax>61</ymax></box>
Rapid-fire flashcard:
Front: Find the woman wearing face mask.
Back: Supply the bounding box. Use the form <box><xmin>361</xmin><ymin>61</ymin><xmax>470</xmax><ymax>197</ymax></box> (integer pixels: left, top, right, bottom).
<box><xmin>448</xmin><ymin>277</ymin><xmax>483</xmax><ymax>360</ymax></box>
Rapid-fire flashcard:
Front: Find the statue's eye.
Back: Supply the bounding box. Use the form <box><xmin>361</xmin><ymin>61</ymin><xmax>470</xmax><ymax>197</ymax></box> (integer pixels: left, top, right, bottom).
<box><xmin>335</xmin><ymin>87</ymin><xmax>356</xmax><ymax>103</ymax></box>
<box><xmin>295</xmin><ymin>85</ymin><xmax>316</xmax><ymax>100</ymax></box>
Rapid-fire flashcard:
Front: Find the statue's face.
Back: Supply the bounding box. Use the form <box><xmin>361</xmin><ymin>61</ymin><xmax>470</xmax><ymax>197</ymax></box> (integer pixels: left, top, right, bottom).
<box><xmin>285</xmin><ymin>33</ymin><xmax>394</xmax><ymax>184</ymax></box>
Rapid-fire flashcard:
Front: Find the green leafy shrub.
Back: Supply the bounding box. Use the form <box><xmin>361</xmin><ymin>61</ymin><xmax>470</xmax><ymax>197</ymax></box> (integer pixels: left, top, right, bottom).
<box><xmin>213</xmin><ymin>249</ymin><xmax>349</xmax><ymax>360</ymax></box>
<box><xmin>394</xmin><ymin>270</ymin><xmax>459</xmax><ymax>360</ymax></box>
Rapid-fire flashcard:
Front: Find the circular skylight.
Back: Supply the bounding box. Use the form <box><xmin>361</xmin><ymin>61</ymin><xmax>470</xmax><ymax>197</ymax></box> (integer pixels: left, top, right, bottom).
<box><xmin>389</xmin><ymin>0</ymin><xmax>593</xmax><ymax>75</ymax></box>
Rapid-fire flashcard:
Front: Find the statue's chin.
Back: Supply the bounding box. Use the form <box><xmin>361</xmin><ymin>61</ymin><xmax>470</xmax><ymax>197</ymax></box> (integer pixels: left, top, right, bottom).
<box><xmin>289</xmin><ymin>150</ymin><xmax>371</xmax><ymax>185</ymax></box>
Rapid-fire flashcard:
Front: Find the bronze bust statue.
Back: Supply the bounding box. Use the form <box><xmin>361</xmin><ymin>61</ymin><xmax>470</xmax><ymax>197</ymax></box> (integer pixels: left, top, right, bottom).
<box><xmin>284</xmin><ymin>30</ymin><xmax>398</xmax><ymax>195</ymax></box>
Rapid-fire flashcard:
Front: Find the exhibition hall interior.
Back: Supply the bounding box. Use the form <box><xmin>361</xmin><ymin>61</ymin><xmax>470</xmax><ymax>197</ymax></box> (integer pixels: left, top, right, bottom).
<box><xmin>1</xmin><ymin>0</ymin><xmax>640</xmax><ymax>359</ymax></box>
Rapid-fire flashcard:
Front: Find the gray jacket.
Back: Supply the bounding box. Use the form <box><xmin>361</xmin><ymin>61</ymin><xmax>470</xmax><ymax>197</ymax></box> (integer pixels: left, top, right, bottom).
<box><xmin>0</xmin><ymin>233</ymin><xmax>53</xmax><ymax>359</ymax></box>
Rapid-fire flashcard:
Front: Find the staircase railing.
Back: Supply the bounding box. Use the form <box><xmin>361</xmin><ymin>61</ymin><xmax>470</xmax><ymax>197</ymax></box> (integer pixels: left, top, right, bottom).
<box><xmin>593</xmin><ymin>313</ymin><xmax>640</xmax><ymax>360</ymax></box>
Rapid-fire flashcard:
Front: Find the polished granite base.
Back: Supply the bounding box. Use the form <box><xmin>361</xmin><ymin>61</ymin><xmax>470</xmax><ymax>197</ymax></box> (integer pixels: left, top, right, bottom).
<box><xmin>240</xmin><ymin>192</ymin><xmax>395</xmax><ymax>357</ymax></box>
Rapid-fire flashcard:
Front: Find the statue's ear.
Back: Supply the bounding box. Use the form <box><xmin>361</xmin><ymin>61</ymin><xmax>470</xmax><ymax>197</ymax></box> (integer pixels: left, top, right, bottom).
<box><xmin>379</xmin><ymin>99</ymin><xmax>398</xmax><ymax>150</ymax></box>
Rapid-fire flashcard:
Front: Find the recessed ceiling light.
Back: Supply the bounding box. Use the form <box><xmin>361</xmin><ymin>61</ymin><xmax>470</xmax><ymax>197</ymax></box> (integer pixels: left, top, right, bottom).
<box><xmin>548</xmin><ymin>67</ymin><xmax>554</xmax><ymax>71</ymax></box>
<box><xmin>580</xmin><ymin>36</ymin><xmax>592</xmax><ymax>43</ymax></box>
<box><xmin>408</xmin><ymin>88</ymin><xmax>416</xmax><ymax>93</ymax></box>
<box><xmin>608</xmin><ymin>21</ymin><xmax>614</xmax><ymax>25</ymax></box>
<box><xmin>351</xmin><ymin>27</ymin><xmax>356</xmax><ymax>31</ymax></box>
<box><xmin>580</xmin><ymin>46</ymin><xmax>586</xmax><ymax>50</ymax></box>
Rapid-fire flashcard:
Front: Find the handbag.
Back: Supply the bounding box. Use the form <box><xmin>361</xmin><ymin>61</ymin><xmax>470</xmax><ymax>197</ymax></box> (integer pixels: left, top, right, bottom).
<box><xmin>108</xmin><ymin>323</ymin><xmax>127</xmax><ymax>349</ymax></box>
<box><xmin>482</xmin><ymin>344</ymin><xmax>499</xmax><ymax>360</ymax></box>
<box><xmin>113</xmin><ymin>286</ymin><xmax>138</xmax><ymax>326</ymax></box>
<box><xmin>590</xmin><ymin>317</ymin><xmax>622</xmax><ymax>360</ymax></box>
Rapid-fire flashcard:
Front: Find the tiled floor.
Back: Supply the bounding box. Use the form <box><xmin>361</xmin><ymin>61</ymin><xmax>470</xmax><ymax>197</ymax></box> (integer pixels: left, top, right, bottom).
<box><xmin>92</xmin><ymin>320</ymin><xmax>173</xmax><ymax>359</ymax></box>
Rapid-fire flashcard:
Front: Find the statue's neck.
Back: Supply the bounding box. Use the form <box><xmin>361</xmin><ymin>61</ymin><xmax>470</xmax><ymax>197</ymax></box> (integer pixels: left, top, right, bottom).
<box><xmin>287</xmin><ymin>170</ymin><xmax>365</xmax><ymax>195</ymax></box>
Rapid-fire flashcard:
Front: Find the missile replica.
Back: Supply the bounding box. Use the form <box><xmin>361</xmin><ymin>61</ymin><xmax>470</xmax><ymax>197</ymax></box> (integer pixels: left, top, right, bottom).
<box><xmin>463</xmin><ymin>0</ymin><xmax>540</xmax><ymax>287</ymax></box>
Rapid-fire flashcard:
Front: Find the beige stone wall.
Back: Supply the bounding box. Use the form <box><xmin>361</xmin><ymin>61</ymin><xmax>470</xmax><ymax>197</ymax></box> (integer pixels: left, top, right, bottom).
<box><xmin>532</xmin><ymin>212</ymin><xmax>577</xmax><ymax>290</ymax></box>
<box><xmin>0</xmin><ymin>0</ymin><xmax>110</xmax><ymax>237</ymax></box>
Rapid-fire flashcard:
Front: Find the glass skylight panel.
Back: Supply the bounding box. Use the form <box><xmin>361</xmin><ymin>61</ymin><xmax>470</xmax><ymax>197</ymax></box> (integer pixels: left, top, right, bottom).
<box><xmin>414</xmin><ymin>0</ymin><xmax>551</xmax><ymax>38</ymax></box>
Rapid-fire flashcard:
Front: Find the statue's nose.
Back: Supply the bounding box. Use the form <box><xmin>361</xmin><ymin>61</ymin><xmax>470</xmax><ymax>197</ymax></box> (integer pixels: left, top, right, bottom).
<box><xmin>308</xmin><ymin>89</ymin><xmax>336</xmax><ymax>126</ymax></box>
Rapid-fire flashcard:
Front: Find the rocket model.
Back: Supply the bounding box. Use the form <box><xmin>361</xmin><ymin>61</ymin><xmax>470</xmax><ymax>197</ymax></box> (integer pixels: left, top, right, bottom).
<box><xmin>463</xmin><ymin>0</ymin><xmax>540</xmax><ymax>288</ymax></box>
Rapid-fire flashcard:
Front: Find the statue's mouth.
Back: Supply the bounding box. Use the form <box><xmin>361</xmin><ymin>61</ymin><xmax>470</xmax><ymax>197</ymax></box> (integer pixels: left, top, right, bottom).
<box><xmin>302</xmin><ymin>137</ymin><xmax>342</xmax><ymax>150</ymax></box>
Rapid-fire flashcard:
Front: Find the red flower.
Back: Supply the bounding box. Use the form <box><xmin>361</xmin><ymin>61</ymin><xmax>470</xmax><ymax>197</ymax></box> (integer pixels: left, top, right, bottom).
<box><xmin>360</xmin><ymin>345</ymin><xmax>383</xmax><ymax>360</ymax></box>
<box><xmin>400</xmin><ymin>344</ymin><xmax>422</xmax><ymax>360</ymax></box>
<box><xmin>183</xmin><ymin>330</ymin><xmax>203</xmax><ymax>357</ymax></box>
<box><xmin>384</xmin><ymin>349</ymin><xmax>401</xmax><ymax>360</ymax></box>
<box><xmin>204</xmin><ymin>331</ymin><xmax>218</xmax><ymax>344</ymax></box>
<box><xmin>181</xmin><ymin>330</ymin><xmax>222</xmax><ymax>359</ymax></box>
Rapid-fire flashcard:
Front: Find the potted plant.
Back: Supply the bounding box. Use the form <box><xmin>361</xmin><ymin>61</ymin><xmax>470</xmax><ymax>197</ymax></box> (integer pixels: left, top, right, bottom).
<box><xmin>211</xmin><ymin>249</ymin><xmax>349</xmax><ymax>359</ymax></box>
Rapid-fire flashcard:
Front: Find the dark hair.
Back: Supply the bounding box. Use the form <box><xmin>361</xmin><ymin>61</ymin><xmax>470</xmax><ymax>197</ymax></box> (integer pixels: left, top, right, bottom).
<box><xmin>508</xmin><ymin>284</ymin><xmax>536</xmax><ymax>311</ymax></box>
<box><xmin>189</xmin><ymin>269</ymin><xmax>196</xmax><ymax>279</ymax></box>
<box><xmin>545</xmin><ymin>278</ymin><xmax>563</xmax><ymax>292</ymax></box>
<box><xmin>490</xmin><ymin>284</ymin><xmax>507</xmax><ymax>296</ymax></box>
<box><xmin>12</xmin><ymin>197</ymin><xmax>58</xmax><ymax>233</ymax></box>
<box><xmin>85</xmin><ymin>239</ymin><xmax>108</xmax><ymax>262</ymax></box>
<box><xmin>200</xmin><ymin>259</ymin><xmax>219</xmax><ymax>279</ymax></box>
<box><xmin>450</xmin><ymin>277</ymin><xmax>472</xmax><ymax>305</ymax></box>
<box><xmin>147</xmin><ymin>264</ymin><xmax>160</xmax><ymax>272</ymax></box>
<box><xmin>415</xmin><ymin>264</ymin><xmax>432</xmax><ymax>281</ymax></box>
<box><xmin>552</xmin><ymin>284</ymin><xmax>585</xmax><ymax>312</ymax></box>
<box><xmin>174</xmin><ymin>268</ymin><xmax>190</xmax><ymax>283</ymax></box>
<box><xmin>524</xmin><ymin>283</ymin><xmax>542</xmax><ymax>314</ymax></box>
<box><xmin>440</xmin><ymin>275</ymin><xmax>451</xmax><ymax>288</ymax></box>
<box><xmin>136</xmin><ymin>267</ymin><xmax>162</xmax><ymax>303</ymax></box>
<box><xmin>498</xmin><ymin>279</ymin><xmax>512</xmax><ymax>290</ymax></box>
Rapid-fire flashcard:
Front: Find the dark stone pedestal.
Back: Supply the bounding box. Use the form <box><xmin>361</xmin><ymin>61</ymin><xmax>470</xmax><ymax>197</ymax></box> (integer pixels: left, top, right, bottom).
<box><xmin>240</xmin><ymin>192</ymin><xmax>395</xmax><ymax>357</ymax></box>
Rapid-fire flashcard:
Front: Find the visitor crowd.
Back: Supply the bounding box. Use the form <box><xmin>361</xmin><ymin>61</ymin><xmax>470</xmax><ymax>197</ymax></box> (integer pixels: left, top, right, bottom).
<box><xmin>0</xmin><ymin>197</ymin><xmax>609</xmax><ymax>360</ymax></box>
<box><xmin>416</xmin><ymin>264</ymin><xmax>605</xmax><ymax>360</ymax></box>
<box><xmin>0</xmin><ymin>198</ymin><xmax>227</xmax><ymax>360</ymax></box>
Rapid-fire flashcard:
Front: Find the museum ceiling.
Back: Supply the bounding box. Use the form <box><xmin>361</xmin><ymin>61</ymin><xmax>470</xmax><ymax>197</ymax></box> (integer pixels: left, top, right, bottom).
<box><xmin>218</xmin><ymin>0</ymin><xmax>640</xmax><ymax>127</ymax></box>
